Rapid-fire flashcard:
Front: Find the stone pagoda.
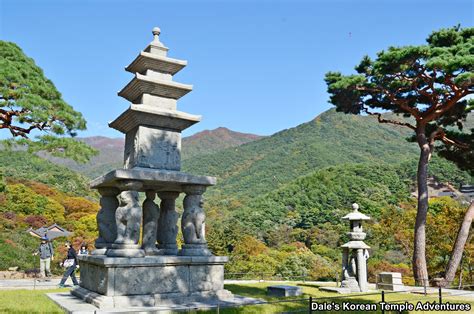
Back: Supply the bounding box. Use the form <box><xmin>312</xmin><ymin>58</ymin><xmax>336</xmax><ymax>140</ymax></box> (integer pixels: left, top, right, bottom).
<box><xmin>72</xmin><ymin>27</ymin><xmax>233</xmax><ymax>309</ymax></box>
<box><xmin>340</xmin><ymin>203</ymin><xmax>371</xmax><ymax>292</ymax></box>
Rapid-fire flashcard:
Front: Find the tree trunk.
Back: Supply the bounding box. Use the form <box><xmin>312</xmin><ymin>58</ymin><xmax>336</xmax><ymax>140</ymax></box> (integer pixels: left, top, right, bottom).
<box><xmin>441</xmin><ymin>201</ymin><xmax>474</xmax><ymax>287</ymax></box>
<box><xmin>413</xmin><ymin>130</ymin><xmax>430</xmax><ymax>286</ymax></box>
<box><xmin>469</xmin><ymin>260</ymin><xmax>473</xmax><ymax>283</ymax></box>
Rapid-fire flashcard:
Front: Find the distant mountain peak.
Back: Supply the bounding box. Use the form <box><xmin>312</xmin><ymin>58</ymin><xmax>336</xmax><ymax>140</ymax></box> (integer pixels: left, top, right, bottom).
<box><xmin>182</xmin><ymin>127</ymin><xmax>264</xmax><ymax>159</ymax></box>
<box><xmin>188</xmin><ymin>127</ymin><xmax>263</xmax><ymax>141</ymax></box>
<box><xmin>214</xmin><ymin>126</ymin><xmax>230</xmax><ymax>131</ymax></box>
<box><xmin>78</xmin><ymin>136</ymin><xmax>124</xmax><ymax>150</ymax></box>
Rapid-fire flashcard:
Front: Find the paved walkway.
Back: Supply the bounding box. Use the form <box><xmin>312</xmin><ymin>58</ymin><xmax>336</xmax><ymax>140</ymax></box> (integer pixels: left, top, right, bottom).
<box><xmin>0</xmin><ymin>277</ymin><xmax>75</xmax><ymax>290</ymax></box>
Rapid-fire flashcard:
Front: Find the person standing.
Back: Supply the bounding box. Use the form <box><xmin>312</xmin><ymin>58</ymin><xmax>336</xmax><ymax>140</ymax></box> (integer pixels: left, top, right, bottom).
<box><xmin>59</xmin><ymin>241</ymin><xmax>79</xmax><ymax>287</ymax></box>
<box><xmin>33</xmin><ymin>236</ymin><xmax>54</xmax><ymax>282</ymax></box>
<box><xmin>78</xmin><ymin>243</ymin><xmax>88</xmax><ymax>255</ymax></box>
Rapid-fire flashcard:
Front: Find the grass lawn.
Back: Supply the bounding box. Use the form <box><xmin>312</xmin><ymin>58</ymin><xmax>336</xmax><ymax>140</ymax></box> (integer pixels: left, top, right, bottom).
<box><xmin>204</xmin><ymin>282</ymin><xmax>474</xmax><ymax>313</ymax></box>
<box><xmin>0</xmin><ymin>282</ymin><xmax>473</xmax><ymax>313</ymax></box>
<box><xmin>0</xmin><ymin>288</ymin><xmax>68</xmax><ymax>314</ymax></box>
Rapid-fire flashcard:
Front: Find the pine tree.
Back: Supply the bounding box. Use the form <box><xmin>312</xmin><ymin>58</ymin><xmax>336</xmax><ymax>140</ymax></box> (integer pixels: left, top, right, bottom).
<box><xmin>0</xmin><ymin>41</ymin><xmax>97</xmax><ymax>163</ymax></box>
<box><xmin>437</xmin><ymin>106</ymin><xmax>473</xmax><ymax>287</ymax></box>
<box><xmin>325</xmin><ymin>26</ymin><xmax>474</xmax><ymax>284</ymax></box>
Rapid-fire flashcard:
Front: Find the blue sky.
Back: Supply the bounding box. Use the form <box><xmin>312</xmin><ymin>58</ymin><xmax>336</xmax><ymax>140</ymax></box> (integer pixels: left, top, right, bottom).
<box><xmin>0</xmin><ymin>0</ymin><xmax>472</xmax><ymax>138</ymax></box>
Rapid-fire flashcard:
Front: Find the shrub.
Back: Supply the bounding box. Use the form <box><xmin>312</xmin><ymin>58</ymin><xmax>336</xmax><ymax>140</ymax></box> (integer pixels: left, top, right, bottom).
<box><xmin>24</xmin><ymin>215</ymin><xmax>48</xmax><ymax>229</ymax></box>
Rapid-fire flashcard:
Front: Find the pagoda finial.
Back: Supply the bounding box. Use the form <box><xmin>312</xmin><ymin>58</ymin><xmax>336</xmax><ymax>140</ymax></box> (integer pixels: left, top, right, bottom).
<box><xmin>151</xmin><ymin>27</ymin><xmax>164</xmax><ymax>47</ymax></box>
<box><xmin>352</xmin><ymin>203</ymin><xmax>359</xmax><ymax>211</ymax></box>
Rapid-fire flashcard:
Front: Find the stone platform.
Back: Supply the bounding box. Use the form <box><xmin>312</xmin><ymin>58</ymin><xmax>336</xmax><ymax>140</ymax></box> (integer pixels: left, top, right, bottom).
<box><xmin>319</xmin><ymin>282</ymin><xmax>378</xmax><ymax>294</ymax></box>
<box><xmin>49</xmin><ymin>292</ymin><xmax>264</xmax><ymax>313</ymax></box>
<box><xmin>89</xmin><ymin>168</ymin><xmax>215</xmax><ymax>191</ymax></box>
<box><xmin>74</xmin><ymin>255</ymin><xmax>233</xmax><ymax>309</ymax></box>
<box><xmin>267</xmin><ymin>285</ymin><xmax>302</xmax><ymax>297</ymax></box>
<box><xmin>376</xmin><ymin>272</ymin><xmax>408</xmax><ymax>291</ymax></box>
<box><xmin>319</xmin><ymin>286</ymin><xmax>354</xmax><ymax>294</ymax></box>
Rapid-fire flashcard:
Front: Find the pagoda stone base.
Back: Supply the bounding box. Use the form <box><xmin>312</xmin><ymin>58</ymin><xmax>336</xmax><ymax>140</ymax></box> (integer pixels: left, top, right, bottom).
<box><xmin>107</xmin><ymin>243</ymin><xmax>145</xmax><ymax>258</ymax></box>
<box><xmin>179</xmin><ymin>243</ymin><xmax>212</xmax><ymax>256</ymax></box>
<box><xmin>73</xmin><ymin>255</ymin><xmax>233</xmax><ymax>309</ymax></box>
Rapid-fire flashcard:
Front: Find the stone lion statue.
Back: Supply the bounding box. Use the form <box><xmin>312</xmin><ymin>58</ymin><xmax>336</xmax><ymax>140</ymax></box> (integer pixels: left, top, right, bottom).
<box><xmin>115</xmin><ymin>191</ymin><xmax>141</xmax><ymax>244</ymax></box>
<box><xmin>181</xmin><ymin>195</ymin><xmax>206</xmax><ymax>244</ymax></box>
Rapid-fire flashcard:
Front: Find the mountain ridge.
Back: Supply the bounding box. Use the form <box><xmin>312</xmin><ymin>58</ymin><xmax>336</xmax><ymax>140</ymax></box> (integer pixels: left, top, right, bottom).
<box><xmin>183</xmin><ymin>109</ymin><xmax>418</xmax><ymax>199</ymax></box>
<box><xmin>41</xmin><ymin>108</ymin><xmax>473</xmax><ymax>199</ymax></box>
<box><xmin>41</xmin><ymin>127</ymin><xmax>264</xmax><ymax>178</ymax></box>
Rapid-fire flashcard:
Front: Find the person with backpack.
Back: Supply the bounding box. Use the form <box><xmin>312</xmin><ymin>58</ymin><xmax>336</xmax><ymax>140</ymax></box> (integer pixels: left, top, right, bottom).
<box><xmin>33</xmin><ymin>236</ymin><xmax>54</xmax><ymax>282</ymax></box>
<box><xmin>58</xmin><ymin>241</ymin><xmax>79</xmax><ymax>287</ymax></box>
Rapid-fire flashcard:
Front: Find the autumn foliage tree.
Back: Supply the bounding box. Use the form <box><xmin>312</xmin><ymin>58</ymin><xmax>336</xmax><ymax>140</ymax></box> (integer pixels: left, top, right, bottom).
<box><xmin>0</xmin><ymin>41</ymin><xmax>96</xmax><ymax>163</ymax></box>
<box><xmin>437</xmin><ymin>115</ymin><xmax>474</xmax><ymax>287</ymax></box>
<box><xmin>325</xmin><ymin>26</ymin><xmax>473</xmax><ymax>284</ymax></box>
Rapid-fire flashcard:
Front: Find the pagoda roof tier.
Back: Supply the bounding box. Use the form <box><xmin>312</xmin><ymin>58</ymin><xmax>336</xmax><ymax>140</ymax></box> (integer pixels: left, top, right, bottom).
<box><xmin>126</xmin><ymin>51</ymin><xmax>187</xmax><ymax>75</ymax></box>
<box><xmin>90</xmin><ymin>168</ymin><xmax>216</xmax><ymax>191</ymax></box>
<box><xmin>109</xmin><ymin>105</ymin><xmax>201</xmax><ymax>133</ymax></box>
<box><xmin>118</xmin><ymin>73</ymin><xmax>193</xmax><ymax>102</ymax></box>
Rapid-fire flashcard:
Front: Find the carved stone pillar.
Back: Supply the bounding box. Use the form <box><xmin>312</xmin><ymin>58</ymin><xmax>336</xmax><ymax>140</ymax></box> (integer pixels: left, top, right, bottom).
<box><xmin>92</xmin><ymin>187</ymin><xmax>120</xmax><ymax>255</ymax></box>
<box><xmin>142</xmin><ymin>191</ymin><xmax>160</xmax><ymax>255</ymax></box>
<box><xmin>357</xmin><ymin>248</ymin><xmax>368</xmax><ymax>292</ymax></box>
<box><xmin>107</xmin><ymin>190</ymin><xmax>145</xmax><ymax>257</ymax></box>
<box><xmin>179</xmin><ymin>185</ymin><xmax>212</xmax><ymax>256</ymax></box>
<box><xmin>156</xmin><ymin>191</ymin><xmax>180</xmax><ymax>255</ymax></box>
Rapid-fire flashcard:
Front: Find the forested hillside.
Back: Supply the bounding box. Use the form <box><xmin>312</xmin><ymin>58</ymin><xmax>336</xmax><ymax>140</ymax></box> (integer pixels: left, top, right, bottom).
<box><xmin>231</xmin><ymin>158</ymin><xmax>471</xmax><ymax>235</ymax></box>
<box><xmin>185</xmin><ymin>109</ymin><xmax>473</xmax><ymax>200</ymax></box>
<box><xmin>0</xmin><ymin>150</ymin><xmax>95</xmax><ymax>198</ymax></box>
<box><xmin>0</xmin><ymin>109</ymin><xmax>472</xmax><ymax>282</ymax></box>
<box><xmin>41</xmin><ymin>109</ymin><xmax>473</xmax><ymax>201</ymax></box>
<box><xmin>184</xmin><ymin>109</ymin><xmax>419</xmax><ymax>199</ymax></box>
<box><xmin>206</xmin><ymin>160</ymin><xmax>473</xmax><ymax>282</ymax></box>
<box><xmin>0</xmin><ymin>151</ymin><xmax>98</xmax><ymax>271</ymax></box>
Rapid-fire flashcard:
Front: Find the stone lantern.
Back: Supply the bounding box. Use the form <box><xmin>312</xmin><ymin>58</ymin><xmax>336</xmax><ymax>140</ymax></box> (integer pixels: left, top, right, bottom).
<box><xmin>340</xmin><ymin>203</ymin><xmax>371</xmax><ymax>292</ymax></box>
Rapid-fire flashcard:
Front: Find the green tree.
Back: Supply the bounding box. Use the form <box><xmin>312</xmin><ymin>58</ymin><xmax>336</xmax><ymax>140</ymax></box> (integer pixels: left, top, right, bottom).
<box><xmin>0</xmin><ymin>41</ymin><xmax>96</xmax><ymax>163</ymax></box>
<box><xmin>0</xmin><ymin>170</ymin><xmax>5</xmax><ymax>193</ymax></box>
<box><xmin>2</xmin><ymin>183</ymin><xmax>65</xmax><ymax>223</ymax></box>
<box><xmin>436</xmin><ymin>111</ymin><xmax>474</xmax><ymax>286</ymax></box>
<box><xmin>325</xmin><ymin>26</ymin><xmax>473</xmax><ymax>284</ymax></box>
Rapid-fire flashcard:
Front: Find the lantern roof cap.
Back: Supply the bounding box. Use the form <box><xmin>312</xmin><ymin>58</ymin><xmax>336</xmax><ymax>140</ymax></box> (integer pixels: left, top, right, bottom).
<box><xmin>342</xmin><ymin>203</ymin><xmax>371</xmax><ymax>221</ymax></box>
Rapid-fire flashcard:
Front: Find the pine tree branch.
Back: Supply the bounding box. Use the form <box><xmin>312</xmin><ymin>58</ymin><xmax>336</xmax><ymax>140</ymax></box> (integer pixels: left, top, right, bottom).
<box><xmin>362</xmin><ymin>108</ymin><xmax>416</xmax><ymax>130</ymax></box>
<box><xmin>0</xmin><ymin>107</ymin><xmax>53</xmax><ymax>138</ymax></box>
<box><xmin>384</xmin><ymin>91</ymin><xmax>421</xmax><ymax>119</ymax></box>
<box><xmin>356</xmin><ymin>85</ymin><xmax>421</xmax><ymax>118</ymax></box>
<box><xmin>428</xmin><ymin>127</ymin><xmax>469</xmax><ymax>151</ymax></box>
<box><xmin>0</xmin><ymin>119</ymin><xmax>44</xmax><ymax>138</ymax></box>
<box><xmin>440</xmin><ymin>134</ymin><xmax>470</xmax><ymax>149</ymax></box>
<box><xmin>425</xmin><ymin>89</ymin><xmax>472</xmax><ymax>122</ymax></box>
